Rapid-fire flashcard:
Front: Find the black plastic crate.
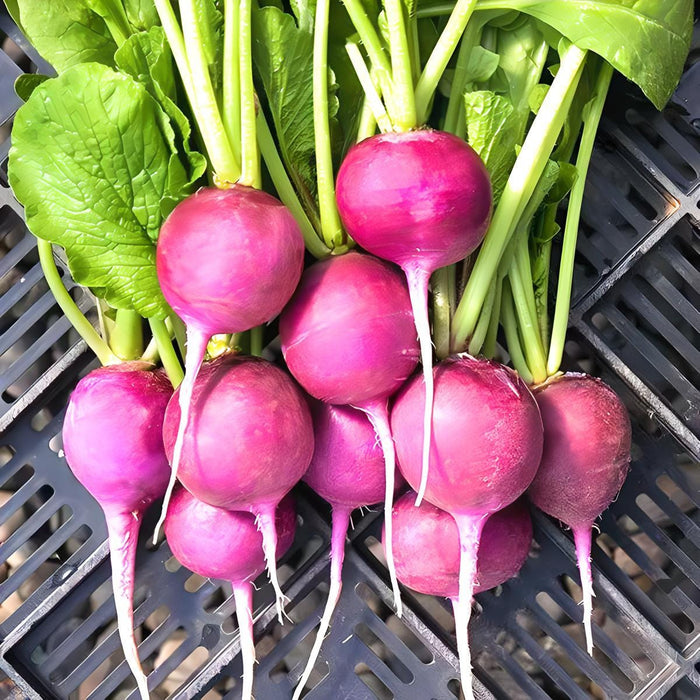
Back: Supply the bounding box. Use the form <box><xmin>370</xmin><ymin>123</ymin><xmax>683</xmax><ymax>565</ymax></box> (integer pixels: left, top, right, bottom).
<box><xmin>0</xmin><ymin>5</ymin><xmax>699</xmax><ymax>700</ymax></box>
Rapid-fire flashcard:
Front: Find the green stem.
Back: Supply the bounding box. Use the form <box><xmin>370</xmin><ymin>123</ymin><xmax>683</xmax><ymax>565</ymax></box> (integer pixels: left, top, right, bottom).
<box><xmin>467</xmin><ymin>279</ymin><xmax>497</xmax><ymax>357</ymax></box>
<box><xmin>482</xmin><ymin>277</ymin><xmax>502</xmax><ymax>360</ymax></box>
<box><xmin>533</xmin><ymin>224</ymin><xmax>553</xmax><ymax>349</ymax></box>
<box><xmin>508</xmin><ymin>251</ymin><xmax>547</xmax><ymax>384</ymax></box>
<box><xmin>109</xmin><ymin>310</ymin><xmax>143</xmax><ymax>361</ymax></box>
<box><xmin>256</xmin><ymin>111</ymin><xmax>331</xmax><ymax>259</ymax></box>
<box><xmin>384</xmin><ymin>0</ymin><xmax>417</xmax><ymax>130</ymax></box>
<box><xmin>148</xmin><ymin>318</ymin><xmax>184</xmax><ymax>387</ymax></box>
<box><xmin>500</xmin><ymin>280</ymin><xmax>533</xmax><ymax>384</ymax></box>
<box><xmin>341</xmin><ymin>0</ymin><xmax>394</xmax><ymax>109</ymax></box>
<box><xmin>223</xmin><ymin>0</ymin><xmax>241</xmax><ymax>151</ymax></box>
<box><xmin>548</xmin><ymin>61</ymin><xmax>613</xmax><ymax>376</ymax></box>
<box><xmin>415</xmin><ymin>0</ymin><xmax>477</xmax><ymax>124</ymax></box>
<box><xmin>408</xmin><ymin>10</ymin><xmax>421</xmax><ymax>82</ymax></box>
<box><xmin>239</xmin><ymin>0</ymin><xmax>260</xmax><ymax>188</ymax></box>
<box><xmin>432</xmin><ymin>267</ymin><xmax>454</xmax><ymax>360</ymax></box>
<box><xmin>250</xmin><ymin>326</ymin><xmax>263</xmax><ymax>357</ymax></box>
<box><xmin>154</xmin><ymin>0</ymin><xmax>195</xmax><ymax>97</ymax></box>
<box><xmin>314</xmin><ymin>0</ymin><xmax>345</xmax><ymax>248</ymax></box>
<box><xmin>451</xmin><ymin>44</ymin><xmax>587</xmax><ymax>350</ymax></box>
<box><xmin>141</xmin><ymin>335</ymin><xmax>159</xmax><ymax>365</ymax></box>
<box><xmin>36</xmin><ymin>240</ymin><xmax>116</xmax><ymax>365</ymax></box>
<box><xmin>167</xmin><ymin>311</ymin><xmax>187</xmax><ymax>358</ymax></box>
<box><xmin>357</xmin><ymin>94</ymin><xmax>377</xmax><ymax>141</ymax></box>
<box><xmin>346</xmin><ymin>42</ymin><xmax>393</xmax><ymax>133</ymax></box>
<box><xmin>178</xmin><ymin>0</ymin><xmax>241</xmax><ymax>183</ymax></box>
<box><xmin>442</xmin><ymin>18</ymin><xmax>479</xmax><ymax>138</ymax></box>
<box><xmin>99</xmin><ymin>1</ymin><xmax>132</xmax><ymax>47</ymax></box>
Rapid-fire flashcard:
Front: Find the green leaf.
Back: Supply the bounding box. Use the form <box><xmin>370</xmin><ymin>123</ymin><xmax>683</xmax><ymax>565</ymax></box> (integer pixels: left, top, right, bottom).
<box><xmin>14</xmin><ymin>73</ymin><xmax>49</xmax><ymax>102</ymax></box>
<box><xmin>123</xmin><ymin>0</ymin><xmax>160</xmax><ymax>31</ymax></box>
<box><xmin>487</xmin><ymin>0</ymin><xmax>694</xmax><ymax>110</ymax></box>
<box><xmin>252</xmin><ymin>6</ymin><xmax>318</xmax><ymax>215</ymax></box>
<box><xmin>8</xmin><ymin>63</ymin><xmax>177</xmax><ymax>318</ymax></box>
<box><xmin>16</xmin><ymin>0</ymin><xmax>117</xmax><ymax>72</ymax></box>
<box><xmin>464</xmin><ymin>90</ymin><xmax>524</xmax><ymax>204</ymax></box>
<box><xmin>115</xmin><ymin>27</ymin><xmax>207</xmax><ymax>215</ymax></box>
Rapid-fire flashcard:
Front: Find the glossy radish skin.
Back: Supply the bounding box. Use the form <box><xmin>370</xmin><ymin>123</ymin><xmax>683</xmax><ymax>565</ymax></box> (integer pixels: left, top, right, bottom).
<box><xmin>153</xmin><ymin>185</ymin><xmax>305</xmax><ymax>543</ymax></box>
<box><xmin>162</xmin><ymin>353</ymin><xmax>314</xmax><ymax>620</ymax></box>
<box><xmin>165</xmin><ymin>490</ymin><xmax>296</xmax><ymax>700</ymax></box>
<box><xmin>336</xmin><ymin>130</ymin><xmax>492</xmax><ymax>507</ymax></box>
<box><xmin>388</xmin><ymin>494</ymin><xmax>532</xmax><ymax>598</ymax></box>
<box><xmin>279</xmin><ymin>252</ymin><xmax>419</xmax><ymax>406</ymax></box>
<box><xmin>293</xmin><ymin>402</ymin><xmax>404</xmax><ymax>700</ymax></box>
<box><xmin>528</xmin><ymin>373</ymin><xmax>631</xmax><ymax>655</ymax></box>
<box><xmin>279</xmin><ymin>251</ymin><xmax>419</xmax><ymax>617</ymax></box>
<box><xmin>391</xmin><ymin>354</ymin><xmax>543</xmax><ymax>700</ymax></box>
<box><xmin>63</xmin><ymin>362</ymin><xmax>173</xmax><ymax>700</ymax></box>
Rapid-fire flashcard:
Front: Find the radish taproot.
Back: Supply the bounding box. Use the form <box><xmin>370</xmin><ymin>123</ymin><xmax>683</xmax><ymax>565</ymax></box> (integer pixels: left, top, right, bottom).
<box><xmin>336</xmin><ymin>131</ymin><xmax>492</xmax><ymax>506</ymax></box>
<box><xmin>162</xmin><ymin>353</ymin><xmax>314</xmax><ymax>621</ymax></box>
<box><xmin>388</xmin><ymin>494</ymin><xmax>533</xmax><ymax>598</ymax></box>
<box><xmin>293</xmin><ymin>401</ymin><xmax>404</xmax><ymax>699</ymax></box>
<box><xmin>164</xmin><ymin>489</ymin><xmax>297</xmax><ymax>700</ymax></box>
<box><xmin>154</xmin><ymin>186</ymin><xmax>305</xmax><ymax>539</ymax></box>
<box><xmin>391</xmin><ymin>355</ymin><xmax>543</xmax><ymax>698</ymax></box>
<box><xmin>279</xmin><ymin>251</ymin><xmax>419</xmax><ymax>615</ymax></box>
<box><xmin>528</xmin><ymin>373</ymin><xmax>631</xmax><ymax>655</ymax></box>
<box><xmin>63</xmin><ymin>363</ymin><xmax>173</xmax><ymax>700</ymax></box>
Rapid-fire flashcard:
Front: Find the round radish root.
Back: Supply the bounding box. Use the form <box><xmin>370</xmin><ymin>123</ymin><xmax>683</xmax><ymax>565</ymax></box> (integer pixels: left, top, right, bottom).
<box><xmin>391</xmin><ymin>354</ymin><xmax>543</xmax><ymax>700</ymax></box>
<box><xmin>336</xmin><ymin>130</ymin><xmax>492</xmax><ymax>507</ymax></box>
<box><xmin>387</xmin><ymin>494</ymin><xmax>533</xmax><ymax>598</ymax></box>
<box><xmin>279</xmin><ymin>251</ymin><xmax>419</xmax><ymax>616</ymax></box>
<box><xmin>63</xmin><ymin>362</ymin><xmax>173</xmax><ymax>700</ymax></box>
<box><xmin>154</xmin><ymin>185</ymin><xmax>305</xmax><ymax>543</ymax></box>
<box><xmin>164</xmin><ymin>490</ymin><xmax>296</xmax><ymax>700</ymax></box>
<box><xmin>528</xmin><ymin>373</ymin><xmax>631</xmax><ymax>655</ymax></box>
<box><xmin>293</xmin><ymin>402</ymin><xmax>404</xmax><ymax>700</ymax></box>
<box><xmin>162</xmin><ymin>353</ymin><xmax>314</xmax><ymax>621</ymax></box>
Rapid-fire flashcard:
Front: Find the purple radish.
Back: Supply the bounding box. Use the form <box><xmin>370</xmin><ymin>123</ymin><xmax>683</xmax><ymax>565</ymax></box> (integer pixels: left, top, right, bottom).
<box><xmin>528</xmin><ymin>373</ymin><xmax>631</xmax><ymax>655</ymax></box>
<box><xmin>63</xmin><ymin>362</ymin><xmax>173</xmax><ymax>700</ymax></box>
<box><xmin>336</xmin><ymin>131</ymin><xmax>492</xmax><ymax>507</ymax></box>
<box><xmin>154</xmin><ymin>185</ymin><xmax>305</xmax><ymax>539</ymax></box>
<box><xmin>162</xmin><ymin>353</ymin><xmax>314</xmax><ymax>621</ymax></box>
<box><xmin>387</xmin><ymin>494</ymin><xmax>532</xmax><ymax>598</ymax></box>
<box><xmin>391</xmin><ymin>355</ymin><xmax>543</xmax><ymax>699</ymax></box>
<box><xmin>164</xmin><ymin>489</ymin><xmax>296</xmax><ymax>700</ymax></box>
<box><xmin>293</xmin><ymin>401</ymin><xmax>405</xmax><ymax>699</ymax></box>
<box><xmin>279</xmin><ymin>251</ymin><xmax>419</xmax><ymax>616</ymax></box>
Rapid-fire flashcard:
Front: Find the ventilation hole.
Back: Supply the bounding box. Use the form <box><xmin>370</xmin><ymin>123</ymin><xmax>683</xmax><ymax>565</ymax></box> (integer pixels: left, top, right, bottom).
<box><xmin>355</xmin><ymin>622</ymin><xmax>413</xmax><ymax>684</ymax></box>
<box><xmin>354</xmin><ymin>663</ymin><xmax>393</xmax><ymax>699</ymax></box>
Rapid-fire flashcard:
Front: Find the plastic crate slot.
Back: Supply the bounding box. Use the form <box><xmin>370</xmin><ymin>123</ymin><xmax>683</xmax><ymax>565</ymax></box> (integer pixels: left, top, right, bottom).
<box><xmin>354</xmin><ymin>622</ymin><xmax>414</xmax><ymax>685</ymax></box>
<box><xmin>0</xmin><ymin>459</ymin><xmax>32</xmax><ymax>492</ymax></box>
<box><xmin>656</xmin><ymin>474</ymin><xmax>700</xmax><ymax>514</ymax></box>
<box><xmin>475</xmin><ymin>646</ymin><xmax>549</xmax><ymax>700</ymax></box>
<box><xmin>354</xmin><ymin>661</ymin><xmax>394</xmax><ymax>699</ymax></box>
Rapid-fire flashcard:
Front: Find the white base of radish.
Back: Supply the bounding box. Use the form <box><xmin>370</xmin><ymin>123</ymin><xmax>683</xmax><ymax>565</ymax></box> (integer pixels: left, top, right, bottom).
<box><xmin>105</xmin><ymin>509</ymin><xmax>150</xmax><ymax>700</ymax></box>
<box><xmin>573</xmin><ymin>526</ymin><xmax>595</xmax><ymax>655</ymax></box>
<box><xmin>292</xmin><ymin>506</ymin><xmax>350</xmax><ymax>700</ymax></box>
<box><xmin>256</xmin><ymin>503</ymin><xmax>288</xmax><ymax>624</ymax></box>
<box><xmin>233</xmin><ymin>582</ymin><xmax>256</xmax><ymax>700</ymax></box>
<box><xmin>153</xmin><ymin>326</ymin><xmax>210</xmax><ymax>543</ymax></box>
<box><xmin>360</xmin><ymin>399</ymin><xmax>403</xmax><ymax>617</ymax></box>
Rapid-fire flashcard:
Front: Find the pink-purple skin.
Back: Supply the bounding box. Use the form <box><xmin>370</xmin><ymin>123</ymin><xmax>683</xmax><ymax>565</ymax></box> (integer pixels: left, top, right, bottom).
<box><xmin>154</xmin><ymin>185</ymin><xmax>305</xmax><ymax>542</ymax></box>
<box><xmin>390</xmin><ymin>354</ymin><xmax>543</xmax><ymax>700</ymax></box>
<box><xmin>387</xmin><ymin>494</ymin><xmax>533</xmax><ymax>598</ymax></box>
<box><xmin>336</xmin><ymin>131</ymin><xmax>492</xmax><ymax>507</ymax></box>
<box><xmin>162</xmin><ymin>353</ymin><xmax>314</xmax><ymax>622</ymax></box>
<box><xmin>164</xmin><ymin>489</ymin><xmax>296</xmax><ymax>700</ymax></box>
<box><xmin>279</xmin><ymin>251</ymin><xmax>419</xmax><ymax>617</ymax></box>
<box><xmin>63</xmin><ymin>362</ymin><xmax>173</xmax><ymax>700</ymax></box>
<box><xmin>528</xmin><ymin>373</ymin><xmax>631</xmax><ymax>655</ymax></box>
<box><xmin>292</xmin><ymin>402</ymin><xmax>405</xmax><ymax>699</ymax></box>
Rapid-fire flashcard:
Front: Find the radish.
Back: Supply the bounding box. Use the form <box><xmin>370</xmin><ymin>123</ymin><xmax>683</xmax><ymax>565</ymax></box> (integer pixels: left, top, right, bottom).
<box><xmin>293</xmin><ymin>401</ymin><xmax>404</xmax><ymax>699</ymax></box>
<box><xmin>528</xmin><ymin>373</ymin><xmax>631</xmax><ymax>655</ymax></box>
<box><xmin>154</xmin><ymin>185</ymin><xmax>305</xmax><ymax>540</ymax></box>
<box><xmin>279</xmin><ymin>251</ymin><xmax>419</xmax><ymax>615</ymax></box>
<box><xmin>164</xmin><ymin>489</ymin><xmax>297</xmax><ymax>700</ymax></box>
<box><xmin>390</xmin><ymin>354</ymin><xmax>543</xmax><ymax>699</ymax></box>
<box><xmin>336</xmin><ymin>130</ymin><xmax>492</xmax><ymax>506</ymax></box>
<box><xmin>388</xmin><ymin>494</ymin><xmax>533</xmax><ymax>599</ymax></box>
<box><xmin>161</xmin><ymin>352</ymin><xmax>314</xmax><ymax>621</ymax></box>
<box><xmin>62</xmin><ymin>362</ymin><xmax>173</xmax><ymax>700</ymax></box>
